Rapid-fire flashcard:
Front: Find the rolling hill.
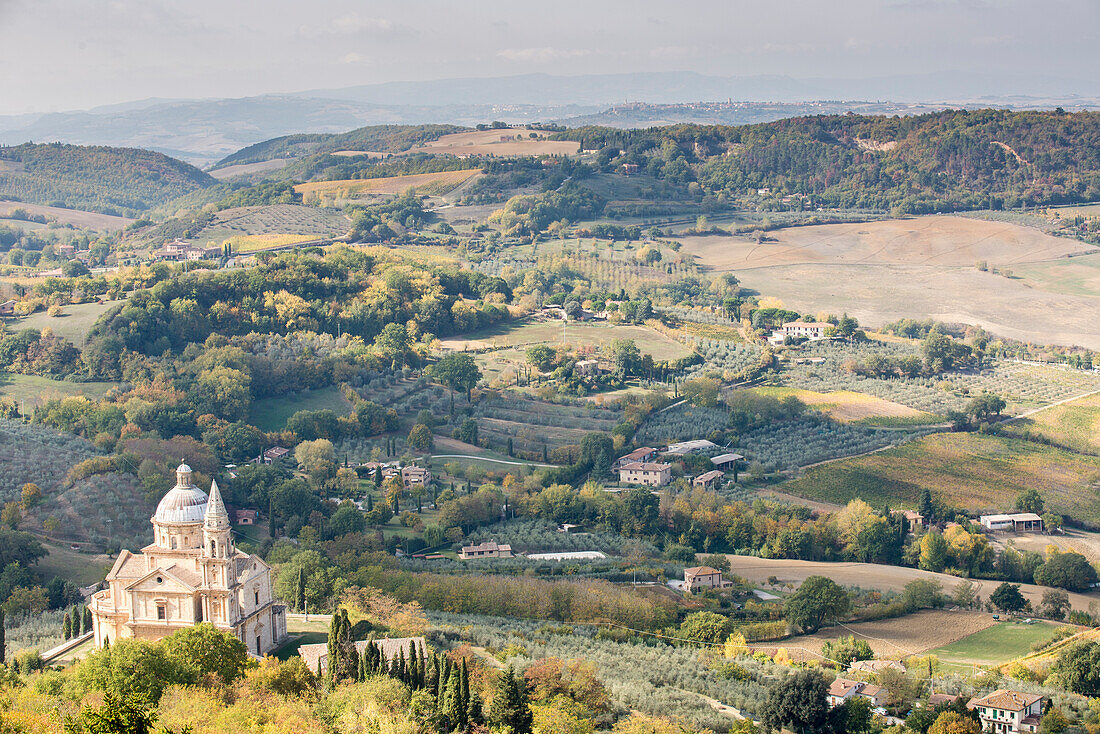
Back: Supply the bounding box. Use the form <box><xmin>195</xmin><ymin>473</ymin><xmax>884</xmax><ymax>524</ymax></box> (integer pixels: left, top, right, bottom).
<box><xmin>0</xmin><ymin>142</ymin><xmax>215</xmax><ymax>215</ymax></box>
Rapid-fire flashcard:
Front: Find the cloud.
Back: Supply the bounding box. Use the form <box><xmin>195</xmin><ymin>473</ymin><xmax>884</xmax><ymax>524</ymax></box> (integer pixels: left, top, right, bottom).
<box><xmin>497</xmin><ymin>47</ymin><xmax>593</xmax><ymax>62</ymax></box>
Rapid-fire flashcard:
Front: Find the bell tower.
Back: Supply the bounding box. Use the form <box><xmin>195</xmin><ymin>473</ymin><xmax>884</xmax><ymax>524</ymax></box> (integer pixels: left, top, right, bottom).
<box><xmin>202</xmin><ymin>479</ymin><xmax>232</xmax><ymax>560</ymax></box>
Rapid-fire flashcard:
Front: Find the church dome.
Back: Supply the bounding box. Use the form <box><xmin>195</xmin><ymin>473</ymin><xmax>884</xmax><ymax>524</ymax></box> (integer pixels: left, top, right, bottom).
<box><xmin>153</xmin><ymin>463</ymin><xmax>208</xmax><ymax>524</ymax></box>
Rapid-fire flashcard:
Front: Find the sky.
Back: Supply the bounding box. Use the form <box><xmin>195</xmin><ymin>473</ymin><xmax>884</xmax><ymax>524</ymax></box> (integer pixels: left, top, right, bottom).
<box><xmin>0</xmin><ymin>0</ymin><xmax>1097</xmax><ymax>114</ymax></box>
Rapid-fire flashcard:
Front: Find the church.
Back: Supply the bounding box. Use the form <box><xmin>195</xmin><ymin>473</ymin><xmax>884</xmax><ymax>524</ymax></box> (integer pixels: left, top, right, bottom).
<box><xmin>89</xmin><ymin>463</ymin><xmax>287</xmax><ymax>656</ymax></box>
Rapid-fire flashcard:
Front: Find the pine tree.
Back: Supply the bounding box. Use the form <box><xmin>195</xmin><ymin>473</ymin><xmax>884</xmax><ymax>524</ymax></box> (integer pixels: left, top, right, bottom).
<box><xmin>488</xmin><ymin>667</ymin><xmax>532</xmax><ymax>734</ymax></box>
<box><xmin>62</xmin><ymin>612</ymin><xmax>72</xmax><ymax>640</ymax></box>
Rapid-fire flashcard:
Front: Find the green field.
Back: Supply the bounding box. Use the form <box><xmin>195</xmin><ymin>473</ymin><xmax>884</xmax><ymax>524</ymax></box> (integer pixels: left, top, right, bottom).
<box><xmin>1000</xmin><ymin>393</ymin><xmax>1100</xmax><ymax>455</ymax></box>
<box><xmin>249</xmin><ymin>386</ymin><xmax>352</xmax><ymax>431</ymax></box>
<box><xmin>927</xmin><ymin>621</ymin><xmax>1060</xmax><ymax>667</ymax></box>
<box><xmin>780</xmin><ymin>432</ymin><xmax>1100</xmax><ymax>524</ymax></box>
<box><xmin>0</xmin><ymin>373</ymin><xmax>118</xmax><ymax>407</ymax></box>
<box><xmin>7</xmin><ymin>299</ymin><xmax>119</xmax><ymax>345</ymax></box>
<box><xmin>37</xmin><ymin>542</ymin><xmax>114</xmax><ymax>587</ymax></box>
<box><xmin>443</xmin><ymin>320</ymin><xmax>692</xmax><ymax>361</ymax></box>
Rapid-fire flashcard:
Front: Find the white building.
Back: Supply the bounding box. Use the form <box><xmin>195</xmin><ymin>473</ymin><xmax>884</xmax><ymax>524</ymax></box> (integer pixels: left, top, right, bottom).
<box><xmin>618</xmin><ymin>462</ymin><xmax>672</xmax><ymax>487</ymax></box>
<box><xmin>979</xmin><ymin>514</ymin><xmax>1044</xmax><ymax>533</ymax></box>
<box><xmin>90</xmin><ymin>464</ymin><xmax>287</xmax><ymax>656</ymax></box>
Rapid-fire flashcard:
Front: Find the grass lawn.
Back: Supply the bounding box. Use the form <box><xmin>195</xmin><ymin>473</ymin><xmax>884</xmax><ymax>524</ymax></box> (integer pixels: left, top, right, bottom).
<box><xmin>274</xmin><ymin>631</ymin><xmax>327</xmax><ymax>661</ymax></box>
<box><xmin>927</xmin><ymin>621</ymin><xmax>1060</xmax><ymax>667</ymax></box>
<box><xmin>249</xmin><ymin>386</ymin><xmax>352</xmax><ymax>431</ymax></box>
<box><xmin>780</xmin><ymin>432</ymin><xmax>1100</xmax><ymax>524</ymax></box>
<box><xmin>0</xmin><ymin>373</ymin><xmax>119</xmax><ymax>407</ymax></box>
<box><xmin>8</xmin><ymin>300</ymin><xmax>119</xmax><ymax>345</ymax></box>
<box><xmin>37</xmin><ymin>542</ymin><xmax>113</xmax><ymax>587</ymax></box>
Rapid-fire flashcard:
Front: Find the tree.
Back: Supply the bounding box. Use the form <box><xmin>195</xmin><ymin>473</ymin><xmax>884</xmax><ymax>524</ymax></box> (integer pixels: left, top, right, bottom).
<box><xmin>919</xmin><ymin>530</ymin><xmax>948</xmax><ymax>572</ymax></box>
<box><xmin>296</xmin><ymin>567</ymin><xmax>307</xmax><ymax>612</ymax></box>
<box><xmin>407</xmin><ymin>423</ymin><xmax>434</xmax><ymax>452</ymax></box>
<box><xmin>951</xmin><ymin>579</ymin><xmax>979</xmax><ymax>609</ymax></box>
<box><xmin>966</xmin><ymin>393</ymin><xmax>1006</xmax><ymax>423</ymax></box>
<box><xmin>20</xmin><ymin>483</ymin><xmax>42</xmax><ymax>510</ymax></box>
<box><xmin>75</xmin><ymin>638</ymin><xmax>194</xmax><ymax>702</ymax></box>
<box><xmin>679</xmin><ymin>611</ymin><xmax>732</xmax><ymax>645</ymax></box>
<box><xmin>63</xmin><ymin>612</ymin><xmax>72</xmax><ymax>640</ymax></box>
<box><xmin>1052</xmin><ymin>640</ymin><xmax>1100</xmax><ymax>694</ymax></box>
<box><xmin>829</xmin><ymin>696</ymin><xmax>872</xmax><ymax>734</ymax></box>
<box><xmin>1039</xmin><ymin>707</ymin><xmax>1070</xmax><ymax>734</ymax></box>
<box><xmin>1041</xmin><ymin>589</ymin><xmax>1071</xmax><ymax>621</ymax></box>
<box><xmin>762</xmin><ymin>668</ymin><xmax>828</xmax><ymax>734</ymax></box>
<box><xmin>0</xmin><ymin>608</ymin><xmax>5</xmax><ymax>664</ymax></box>
<box><xmin>526</xmin><ymin>345</ymin><xmax>556</xmax><ymax>372</ymax></box>
<box><xmin>489</xmin><ymin>667</ymin><xmax>533</xmax><ymax>734</ymax></box>
<box><xmin>454</xmin><ymin>418</ymin><xmax>478</xmax><ymax>445</ymax></box>
<box><xmin>609</xmin><ymin>338</ymin><xmax>642</xmax><ymax>376</ymax></box>
<box><xmin>294</xmin><ymin>439</ymin><xmax>337</xmax><ymax>484</ymax></box>
<box><xmin>681</xmin><ymin>377</ymin><xmax>719</xmax><ymax>408</ymax></box>
<box><xmin>820</xmin><ymin>635</ymin><xmax>873</xmax><ymax>669</ymax></box>
<box><xmin>374</xmin><ymin>323</ymin><xmax>413</xmax><ymax>368</ymax></box>
<box><xmin>1034</xmin><ymin>552</ymin><xmax>1098</xmax><ymax>592</ymax></box>
<box><xmin>329</xmin><ymin>504</ymin><xmax>366</xmax><ymax>537</ymax></box>
<box><xmin>783</xmin><ymin>576</ymin><xmax>851</xmax><ymax>633</ymax></box>
<box><xmin>1015</xmin><ymin>487</ymin><xmax>1045</xmax><ymax>515</ymax></box>
<box><xmin>162</xmin><ymin>623</ymin><xmax>251</xmax><ymax>684</ymax></box>
<box><xmin>928</xmin><ymin>711</ymin><xmax>982</xmax><ymax>734</ymax></box>
<box><xmin>430</xmin><ymin>352</ymin><xmax>482</xmax><ymax>406</ymax></box>
<box><xmin>990</xmin><ymin>582</ymin><xmax>1027</xmax><ymax>613</ymax></box>
<box><xmin>62</xmin><ymin>691</ymin><xmax>159</xmax><ymax>734</ymax></box>
<box><xmin>579</xmin><ymin>432</ymin><xmax>614</xmax><ymax>474</ymax></box>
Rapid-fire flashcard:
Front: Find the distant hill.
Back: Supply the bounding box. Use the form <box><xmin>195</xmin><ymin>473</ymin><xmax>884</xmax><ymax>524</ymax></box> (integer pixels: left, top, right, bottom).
<box><xmin>213</xmin><ymin>124</ymin><xmax>465</xmax><ymax>169</ymax></box>
<box><xmin>0</xmin><ymin>142</ymin><xmax>215</xmax><ymax>215</ymax></box>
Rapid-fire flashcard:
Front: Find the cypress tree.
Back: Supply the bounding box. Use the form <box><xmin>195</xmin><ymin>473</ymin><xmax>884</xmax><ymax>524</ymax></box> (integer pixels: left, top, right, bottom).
<box><xmin>367</xmin><ymin>493</ymin><xmax>374</xmax><ymax>512</ymax></box>
<box><xmin>346</xmin><ymin>642</ymin><xmax>360</xmax><ymax>683</ymax></box>
<box><xmin>83</xmin><ymin>606</ymin><xmax>92</xmax><ymax>635</ymax></box>
<box><xmin>467</xmin><ymin>687</ymin><xmax>484</xmax><ymax>727</ymax></box>
<box><xmin>327</xmin><ymin>613</ymin><xmax>342</xmax><ymax>683</ymax></box>
<box><xmin>0</xmin><ymin>609</ymin><xmax>5</xmax><ymax>664</ymax></box>
<box><xmin>296</xmin><ymin>568</ymin><xmax>306</xmax><ymax>612</ymax></box>
<box><xmin>427</xmin><ymin>654</ymin><xmax>440</xmax><ymax>696</ymax></box>
<box><xmin>441</xmin><ymin>667</ymin><xmax>463</xmax><ymax>729</ymax></box>
<box><xmin>72</xmin><ymin>608</ymin><xmax>82</xmax><ymax>635</ymax></box>
<box><xmin>458</xmin><ymin>659</ymin><xmax>470</xmax><ymax>726</ymax></box>
<box><xmin>62</xmin><ymin>612</ymin><xmax>72</xmax><ymax>640</ymax></box>
<box><xmin>488</xmin><ymin>667</ymin><xmax>532</xmax><ymax>734</ymax></box>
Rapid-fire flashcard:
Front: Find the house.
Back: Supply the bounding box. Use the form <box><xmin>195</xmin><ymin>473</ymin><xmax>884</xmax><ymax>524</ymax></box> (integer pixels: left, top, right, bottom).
<box><xmin>235</xmin><ymin>509</ymin><xmax>259</xmax><ymax>525</ymax></box>
<box><xmin>684</xmin><ymin>566</ymin><xmax>731</xmax><ymax>592</ymax></box>
<box><xmin>459</xmin><ymin>541</ymin><xmax>513</xmax><ymax>560</ymax></box>
<box><xmin>968</xmin><ymin>690</ymin><xmax>1044</xmax><ymax>734</ymax></box>
<box><xmin>710</xmin><ymin>452</ymin><xmax>743</xmax><ymax>470</ymax></box>
<box><xmin>979</xmin><ymin>514</ymin><xmax>1044</xmax><ymax>533</ymax></box>
<box><xmin>693</xmin><ymin>470</ymin><xmax>724</xmax><ymax>490</ymax></box>
<box><xmin>263</xmin><ymin>447</ymin><xmax>290</xmax><ymax>463</ymax></box>
<box><xmin>299</xmin><ymin>636</ymin><xmax>428</xmax><ymax>677</ymax></box>
<box><xmin>153</xmin><ymin>240</ymin><xmax>220</xmax><ymax>262</ymax></box>
<box><xmin>827</xmin><ymin>678</ymin><xmax>888</xmax><ymax>708</ymax></box>
<box><xmin>618</xmin><ymin>462</ymin><xmax>672</xmax><ymax>487</ymax></box>
<box><xmin>574</xmin><ymin>359</ymin><xmax>600</xmax><ymax>378</ymax></box>
<box><xmin>849</xmin><ymin>659</ymin><xmax>907</xmax><ymax>675</ymax></box>
<box><xmin>620</xmin><ymin>163</ymin><xmax>639</xmax><ymax>175</ymax></box>
<box><xmin>614</xmin><ymin>447</ymin><xmax>658</xmax><ymax>469</ymax></box>
<box><xmin>401</xmin><ymin>465</ymin><xmax>432</xmax><ymax>489</ymax></box>
<box><xmin>928</xmin><ymin>693</ymin><xmax>963</xmax><ymax>707</ymax></box>
<box><xmin>780</xmin><ymin>321</ymin><xmax>833</xmax><ymax>340</ymax></box>
<box><xmin>89</xmin><ymin>466</ymin><xmax>286</xmax><ymax>656</ymax></box>
<box><xmin>0</xmin><ymin>299</ymin><xmax>16</xmax><ymax>316</ymax></box>
<box><xmin>894</xmin><ymin>509</ymin><xmax>928</xmax><ymax>529</ymax></box>
<box><xmin>664</xmin><ymin>439</ymin><xmax>718</xmax><ymax>457</ymax></box>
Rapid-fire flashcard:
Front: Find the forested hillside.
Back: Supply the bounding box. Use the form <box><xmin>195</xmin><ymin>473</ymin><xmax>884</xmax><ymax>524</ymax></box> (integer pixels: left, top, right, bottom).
<box><xmin>213</xmin><ymin>124</ymin><xmax>465</xmax><ymax>169</ymax></box>
<box><xmin>560</xmin><ymin>109</ymin><xmax>1100</xmax><ymax>212</ymax></box>
<box><xmin>0</xmin><ymin>142</ymin><xmax>215</xmax><ymax>215</ymax></box>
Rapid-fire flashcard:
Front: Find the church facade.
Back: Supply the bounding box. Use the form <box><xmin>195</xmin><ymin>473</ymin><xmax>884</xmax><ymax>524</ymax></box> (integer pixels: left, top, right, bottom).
<box><xmin>89</xmin><ymin>463</ymin><xmax>287</xmax><ymax>656</ymax></box>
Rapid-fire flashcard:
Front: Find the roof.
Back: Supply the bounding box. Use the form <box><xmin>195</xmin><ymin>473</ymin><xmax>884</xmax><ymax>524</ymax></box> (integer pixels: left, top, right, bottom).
<box><xmin>620</xmin><ymin>462</ymin><xmax>671</xmax><ymax>472</ymax></box>
<box><xmin>298</xmin><ymin>636</ymin><xmax>428</xmax><ymax>674</ymax></box>
<box><xmin>265</xmin><ymin>446</ymin><xmax>290</xmax><ymax>458</ymax></box>
<box><xmin>828</xmin><ymin>678</ymin><xmax>862</xmax><ymax>697</ymax></box>
<box><xmin>849</xmin><ymin>659</ymin><xmax>907</xmax><ymax>674</ymax></box>
<box><xmin>710</xmin><ymin>453</ymin><xmax>744</xmax><ymax>465</ymax></box>
<box><xmin>665</xmin><ymin>439</ymin><xmax>719</xmax><ymax>454</ymax></box>
<box><xmin>105</xmin><ymin>550</ymin><xmax>144</xmax><ymax>581</ymax></box>
<box><xmin>860</xmin><ymin>684</ymin><xmax>885</xmax><ymax>698</ymax></box>
<box><xmin>618</xmin><ymin>447</ymin><xmax>656</xmax><ymax>462</ymax></box>
<box><xmin>980</xmin><ymin>513</ymin><xmax>1043</xmax><ymax>523</ymax></box>
<box><xmin>461</xmin><ymin>541</ymin><xmax>512</xmax><ymax>553</ymax></box>
<box><xmin>684</xmin><ymin>566</ymin><xmax>721</xmax><ymax>577</ymax></box>
<box><xmin>153</xmin><ymin>475</ymin><xmax>208</xmax><ymax>524</ymax></box>
<box><xmin>929</xmin><ymin>693</ymin><xmax>962</xmax><ymax>706</ymax></box>
<box><xmin>694</xmin><ymin>470</ymin><xmax>724</xmax><ymax>483</ymax></box>
<box><xmin>783</xmin><ymin>321</ymin><xmax>833</xmax><ymax>329</ymax></box>
<box><xmin>969</xmin><ymin>690</ymin><xmax>1043</xmax><ymax>712</ymax></box>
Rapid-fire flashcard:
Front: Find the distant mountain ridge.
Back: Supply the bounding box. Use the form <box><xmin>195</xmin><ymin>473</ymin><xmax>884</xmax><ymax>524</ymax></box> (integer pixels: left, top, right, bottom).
<box><xmin>0</xmin><ymin>71</ymin><xmax>1096</xmax><ymax>165</ymax></box>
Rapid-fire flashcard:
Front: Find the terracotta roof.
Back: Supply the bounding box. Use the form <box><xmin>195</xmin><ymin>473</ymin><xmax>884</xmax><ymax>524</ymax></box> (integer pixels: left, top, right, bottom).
<box><xmin>619</xmin><ymin>462</ymin><xmax>671</xmax><ymax>472</ymax></box>
<box><xmin>105</xmin><ymin>550</ymin><xmax>144</xmax><ymax>581</ymax></box>
<box><xmin>694</xmin><ymin>470</ymin><xmax>724</xmax><ymax>483</ymax></box>
<box><xmin>618</xmin><ymin>447</ymin><xmax>656</xmax><ymax>462</ymax></box>
<box><xmin>969</xmin><ymin>690</ymin><xmax>1043</xmax><ymax>711</ymax></box>
<box><xmin>829</xmin><ymin>678</ymin><xmax>862</xmax><ymax>697</ymax></box>
<box><xmin>684</xmin><ymin>566</ymin><xmax>721</xmax><ymax>577</ymax></box>
<box><xmin>860</xmin><ymin>684</ymin><xmax>885</xmax><ymax>698</ymax></box>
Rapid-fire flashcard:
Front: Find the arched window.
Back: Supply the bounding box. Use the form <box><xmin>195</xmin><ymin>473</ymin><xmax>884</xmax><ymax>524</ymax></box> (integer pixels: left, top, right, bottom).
<box><xmin>170</xmin><ymin>536</ymin><xmax>177</xmax><ymax>550</ymax></box>
<box><xmin>210</xmin><ymin>540</ymin><xmax>217</xmax><ymax>556</ymax></box>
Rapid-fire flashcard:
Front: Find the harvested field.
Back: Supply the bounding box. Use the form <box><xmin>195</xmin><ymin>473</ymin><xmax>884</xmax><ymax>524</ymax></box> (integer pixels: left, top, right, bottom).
<box><xmin>749</xmin><ymin>387</ymin><xmax>935</xmax><ymax>424</ymax></box>
<box><xmin>1000</xmin><ymin>391</ymin><xmax>1100</xmax><ymax>454</ymax></box>
<box><xmin>438</xmin><ymin>321</ymin><xmax>692</xmax><ymax>361</ymax></box>
<box><xmin>723</xmin><ymin>555</ymin><xmax>1100</xmax><ymax>612</ymax></box>
<box><xmin>208</xmin><ymin>158</ymin><xmax>291</xmax><ymax>179</ymax></box>
<box><xmin>189</xmin><ymin>204</ymin><xmax>350</xmax><ymax>245</ymax></box>
<box><xmin>775</xmin><ymin>610</ymin><xmax>997</xmax><ymax>662</ymax></box>
<box><xmin>295</xmin><ymin>169</ymin><xmax>482</xmax><ymax>199</ymax></box>
<box><xmin>780</xmin><ymin>432</ymin><xmax>1100</xmax><ymax>525</ymax></box>
<box><xmin>684</xmin><ymin>216</ymin><xmax>1089</xmax><ymax>270</ymax></box>
<box><xmin>0</xmin><ymin>201</ymin><xmax>133</xmax><ymax>230</ymax></box>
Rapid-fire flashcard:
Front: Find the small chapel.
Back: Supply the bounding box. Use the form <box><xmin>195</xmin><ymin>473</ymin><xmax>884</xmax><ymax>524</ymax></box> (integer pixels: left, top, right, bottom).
<box><xmin>89</xmin><ymin>463</ymin><xmax>287</xmax><ymax>656</ymax></box>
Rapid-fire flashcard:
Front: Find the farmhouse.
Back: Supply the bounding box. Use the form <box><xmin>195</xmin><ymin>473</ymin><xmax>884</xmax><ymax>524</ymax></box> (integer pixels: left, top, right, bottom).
<box><xmin>664</xmin><ymin>439</ymin><xmax>719</xmax><ymax>456</ymax></box>
<box><xmin>614</xmin><ymin>447</ymin><xmax>658</xmax><ymax>469</ymax></box>
<box><xmin>574</xmin><ymin>359</ymin><xmax>600</xmax><ymax>378</ymax></box>
<box><xmin>780</xmin><ymin>321</ymin><xmax>833</xmax><ymax>340</ymax></box>
<box><xmin>263</xmin><ymin>446</ymin><xmax>290</xmax><ymax>463</ymax></box>
<box><xmin>153</xmin><ymin>239</ymin><xmax>221</xmax><ymax>262</ymax></box>
<box><xmin>618</xmin><ymin>461</ymin><xmax>672</xmax><ymax>487</ymax></box>
<box><xmin>979</xmin><ymin>513</ymin><xmax>1044</xmax><ymax>533</ymax></box>
<box><xmin>710</xmin><ymin>452</ymin><xmax>743</xmax><ymax>470</ymax></box>
<box><xmin>968</xmin><ymin>690</ymin><xmax>1044</xmax><ymax>734</ymax></box>
<box><xmin>693</xmin><ymin>470</ymin><xmax>724</xmax><ymax>490</ymax></box>
<box><xmin>684</xmin><ymin>566</ymin><xmax>731</xmax><ymax>592</ymax></box>
<box><xmin>0</xmin><ymin>299</ymin><xmax>15</xmax><ymax>316</ymax></box>
<box><xmin>89</xmin><ymin>464</ymin><xmax>287</xmax><ymax>656</ymax></box>
<box><xmin>827</xmin><ymin>678</ymin><xmax>887</xmax><ymax>708</ymax></box>
<box><xmin>459</xmin><ymin>541</ymin><xmax>513</xmax><ymax>560</ymax></box>
<box><xmin>299</xmin><ymin>636</ymin><xmax>428</xmax><ymax>677</ymax></box>
<box><xmin>401</xmin><ymin>465</ymin><xmax>432</xmax><ymax>489</ymax></box>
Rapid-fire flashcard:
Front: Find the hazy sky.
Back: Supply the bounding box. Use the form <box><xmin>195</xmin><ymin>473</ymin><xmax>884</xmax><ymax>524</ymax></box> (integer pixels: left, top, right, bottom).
<box><xmin>1</xmin><ymin>0</ymin><xmax>1097</xmax><ymax>114</ymax></box>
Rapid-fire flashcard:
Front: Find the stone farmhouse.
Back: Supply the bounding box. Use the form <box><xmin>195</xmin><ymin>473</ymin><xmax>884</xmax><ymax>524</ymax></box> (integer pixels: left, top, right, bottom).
<box><xmin>968</xmin><ymin>690</ymin><xmax>1044</xmax><ymax>734</ymax></box>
